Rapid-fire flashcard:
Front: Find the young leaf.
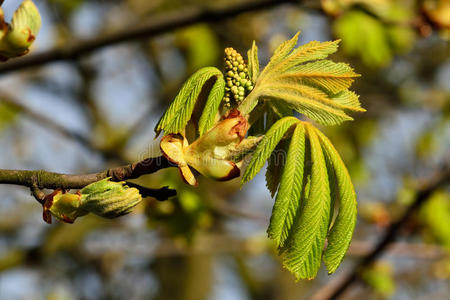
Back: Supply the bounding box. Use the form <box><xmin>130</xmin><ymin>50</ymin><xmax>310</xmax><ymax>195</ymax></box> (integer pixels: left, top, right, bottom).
<box><xmin>315</xmin><ymin>127</ymin><xmax>357</xmax><ymax>274</ymax></box>
<box><xmin>155</xmin><ymin>67</ymin><xmax>223</xmax><ymax>137</ymax></box>
<box><xmin>241</xmin><ymin>116</ymin><xmax>299</xmax><ymax>185</ymax></box>
<box><xmin>247</xmin><ymin>40</ymin><xmax>259</xmax><ymax>84</ymax></box>
<box><xmin>262</xmin><ymin>32</ymin><xmax>300</xmax><ymax>73</ymax></box>
<box><xmin>282</xmin><ymin>123</ymin><xmax>331</xmax><ymax>280</ymax></box>
<box><xmin>198</xmin><ymin>76</ymin><xmax>226</xmax><ymax>136</ymax></box>
<box><xmin>268</xmin><ymin>124</ymin><xmax>306</xmax><ymax>247</ymax></box>
<box><xmin>239</xmin><ymin>32</ymin><xmax>362</xmax><ymax>125</ymax></box>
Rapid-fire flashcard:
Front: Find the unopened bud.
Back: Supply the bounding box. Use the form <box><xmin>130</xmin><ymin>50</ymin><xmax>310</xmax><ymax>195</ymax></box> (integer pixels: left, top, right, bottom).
<box><xmin>0</xmin><ymin>0</ymin><xmax>41</xmax><ymax>61</ymax></box>
<box><xmin>80</xmin><ymin>178</ymin><xmax>142</xmax><ymax>219</ymax></box>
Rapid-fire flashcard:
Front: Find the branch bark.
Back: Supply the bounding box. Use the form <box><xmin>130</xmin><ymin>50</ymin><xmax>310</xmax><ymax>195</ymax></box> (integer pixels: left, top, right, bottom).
<box><xmin>314</xmin><ymin>163</ymin><xmax>450</xmax><ymax>300</ymax></box>
<box><xmin>0</xmin><ymin>0</ymin><xmax>297</xmax><ymax>75</ymax></box>
<box><xmin>0</xmin><ymin>155</ymin><xmax>176</xmax><ymax>200</ymax></box>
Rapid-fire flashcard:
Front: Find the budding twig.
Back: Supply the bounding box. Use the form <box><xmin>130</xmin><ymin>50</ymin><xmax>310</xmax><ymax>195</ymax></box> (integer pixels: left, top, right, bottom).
<box><xmin>0</xmin><ymin>155</ymin><xmax>176</xmax><ymax>199</ymax></box>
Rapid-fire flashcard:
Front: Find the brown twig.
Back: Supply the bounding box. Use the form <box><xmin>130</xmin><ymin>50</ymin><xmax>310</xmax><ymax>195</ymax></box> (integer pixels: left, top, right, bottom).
<box><xmin>0</xmin><ymin>155</ymin><xmax>176</xmax><ymax>199</ymax></box>
<box><xmin>314</xmin><ymin>163</ymin><xmax>450</xmax><ymax>300</ymax></box>
<box><xmin>0</xmin><ymin>0</ymin><xmax>297</xmax><ymax>75</ymax></box>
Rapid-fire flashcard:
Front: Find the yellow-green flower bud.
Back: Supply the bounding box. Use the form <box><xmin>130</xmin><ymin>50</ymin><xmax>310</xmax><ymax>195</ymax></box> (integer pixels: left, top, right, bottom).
<box><xmin>80</xmin><ymin>178</ymin><xmax>142</xmax><ymax>219</ymax></box>
<box><xmin>43</xmin><ymin>190</ymin><xmax>88</xmax><ymax>224</ymax></box>
<box><xmin>224</xmin><ymin>47</ymin><xmax>253</xmax><ymax>108</ymax></box>
<box><xmin>0</xmin><ymin>0</ymin><xmax>41</xmax><ymax>61</ymax></box>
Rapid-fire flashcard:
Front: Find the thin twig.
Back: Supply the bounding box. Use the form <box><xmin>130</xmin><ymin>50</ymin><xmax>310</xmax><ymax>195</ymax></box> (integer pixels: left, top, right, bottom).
<box><xmin>0</xmin><ymin>0</ymin><xmax>297</xmax><ymax>75</ymax></box>
<box><xmin>0</xmin><ymin>156</ymin><xmax>175</xmax><ymax>199</ymax></box>
<box><xmin>125</xmin><ymin>182</ymin><xmax>176</xmax><ymax>201</ymax></box>
<box><xmin>313</xmin><ymin>163</ymin><xmax>450</xmax><ymax>300</ymax></box>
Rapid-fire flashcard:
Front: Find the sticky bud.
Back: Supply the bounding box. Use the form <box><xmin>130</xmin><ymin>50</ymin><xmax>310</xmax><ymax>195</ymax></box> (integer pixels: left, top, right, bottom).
<box><xmin>0</xmin><ymin>0</ymin><xmax>41</xmax><ymax>61</ymax></box>
<box><xmin>80</xmin><ymin>178</ymin><xmax>142</xmax><ymax>219</ymax></box>
<box><xmin>159</xmin><ymin>110</ymin><xmax>250</xmax><ymax>184</ymax></box>
<box><xmin>42</xmin><ymin>179</ymin><xmax>142</xmax><ymax>223</ymax></box>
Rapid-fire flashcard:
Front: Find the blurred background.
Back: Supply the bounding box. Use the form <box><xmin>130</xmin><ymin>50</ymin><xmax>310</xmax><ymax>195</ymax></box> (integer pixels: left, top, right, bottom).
<box><xmin>0</xmin><ymin>0</ymin><xmax>449</xmax><ymax>299</ymax></box>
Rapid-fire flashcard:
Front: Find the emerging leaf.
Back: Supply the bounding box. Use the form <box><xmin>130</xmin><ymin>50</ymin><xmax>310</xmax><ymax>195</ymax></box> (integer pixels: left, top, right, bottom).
<box><xmin>282</xmin><ymin>123</ymin><xmax>331</xmax><ymax>280</ymax></box>
<box><xmin>247</xmin><ymin>41</ymin><xmax>259</xmax><ymax>84</ymax></box>
<box><xmin>241</xmin><ymin>116</ymin><xmax>299</xmax><ymax>185</ymax></box>
<box><xmin>315</xmin><ymin>128</ymin><xmax>357</xmax><ymax>274</ymax></box>
<box><xmin>268</xmin><ymin>124</ymin><xmax>306</xmax><ymax>247</ymax></box>
<box><xmin>155</xmin><ymin>67</ymin><xmax>224</xmax><ymax>137</ymax></box>
<box><xmin>238</xmin><ymin>32</ymin><xmax>363</xmax><ymax>125</ymax></box>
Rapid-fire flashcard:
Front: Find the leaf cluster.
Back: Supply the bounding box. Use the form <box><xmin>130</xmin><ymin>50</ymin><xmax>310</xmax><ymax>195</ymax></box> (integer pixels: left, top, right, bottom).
<box><xmin>154</xmin><ymin>32</ymin><xmax>363</xmax><ymax>280</ymax></box>
<box><xmin>242</xmin><ymin>117</ymin><xmax>357</xmax><ymax>279</ymax></box>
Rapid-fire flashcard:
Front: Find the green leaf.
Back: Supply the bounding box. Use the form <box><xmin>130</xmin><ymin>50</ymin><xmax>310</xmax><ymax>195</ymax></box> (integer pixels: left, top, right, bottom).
<box><xmin>198</xmin><ymin>76</ymin><xmax>225</xmax><ymax>136</ymax></box>
<box><xmin>155</xmin><ymin>67</ymin><xmax>223</xmax><ymax>136</ymax></box>
<box><xmin>241</xmin><ymin>116</ymin><xmax>299</xmax><ymax>185</ymax></box>
<box><xmin>268</xmin><ymin>124</ymin><xmax>306</xmax><ymax>247</ymax></box>
<box><xmin>247</xmin><ymin>40</ymin><xmax>259</xmax><ymax>84</ymax></box>
<box><xmin>239</xmin><ymin>32</ymin><xmax>362</xmax><ymax>125</ymax></box>
<box><xmin>314</xmin><ymin>127</ymin><xmax>357</xmax><ymax>274</ymax></box>
<box><xmin>282</xmin><ymin>123</ymin><xmax>331</xmax><ymax>280</ymax></box>
<box><xmin>263</xmin><ymin>32</ymin><xmax>300</xmax><ymax>73</ymax></box>
<box><xmin>262</xmin><ymin>86</ymin><xmax>353</xmax><ymax>125</ymax></box>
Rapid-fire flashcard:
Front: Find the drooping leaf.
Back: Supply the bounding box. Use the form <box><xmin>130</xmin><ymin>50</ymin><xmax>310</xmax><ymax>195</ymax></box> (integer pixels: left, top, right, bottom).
<box><xmin>268</xmin><ymin>124</ymin><xmax>306</xmax><ymax>247</ymax></box>
<box><xmin>282</xmin><ymin>123</ymin><xmax>331</xmax><ymax>280</ymax></box>
<box><xmin>314</xmin><ymin>127</ymin><xmax>357</xmax><ymax>274</ymax></box>
<box><xmin>155</xmin><ymin>67</ymin><xmax>223</xmax><ymax>137</ymax></box>
<box><xmin>198</xmin><ymin>76</ymin><xmax>226</xmax><ymax>136</ymax></box>
<box><xmin>247</xmin><ymin>40</ymin><xmax>259</xmax><ymax>84</ymax></box>
<box><xmin>241</xmin><ymin>116</ymin><xmax>299</xmax><ymax>185</ymax></box>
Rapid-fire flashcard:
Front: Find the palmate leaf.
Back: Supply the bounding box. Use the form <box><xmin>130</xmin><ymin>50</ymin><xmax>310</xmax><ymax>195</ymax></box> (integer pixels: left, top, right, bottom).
<box><xmin>248</xmin><ymin>118</ymin><xmax>357</xmax><ymax>279</ymax></box>
<box><xmin>241</xmin><ymin>116</ymin><xmax>298</xmax><ymax>185</ymax></box>
<box><xmin>239</xmin><ymin>32</ymin><xmax>363</xmax><ymax>125</ymax></box>
<box><xmin>155</xmin><ymin>67</ymin><xmax>224</xmax><ymax>137</ymax></box>
<box><xmin>198</xmin><ymin>76</ymin><xmax>226</xmax><ymax>136</ymax></box>
<box><xmin>315</xmin><ymin>128</ymin><xmax>357</xmax><ymax>274</ymax></box>
<box><xmin>282</xmin><ymin>123</ymin><xmax>331</xmax><ymax>279</ymax></box>
<box><xmin>268</xmin><ymin>124</ymin><xmax>306</xmax><ymax>247</ymax></box>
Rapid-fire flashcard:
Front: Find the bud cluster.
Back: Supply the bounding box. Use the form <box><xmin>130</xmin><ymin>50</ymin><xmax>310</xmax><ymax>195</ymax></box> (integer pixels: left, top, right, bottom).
<box><xmin>223</xmin><ymin>47</ymin><xmax>253</xmax><ymax>108</ymax></box>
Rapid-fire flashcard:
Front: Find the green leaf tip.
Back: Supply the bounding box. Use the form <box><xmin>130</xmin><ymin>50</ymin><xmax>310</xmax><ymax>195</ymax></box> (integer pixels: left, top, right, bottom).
<box><xmin>154</xmin><ymin>67</ymin><xmax>224</xmax><ymax>137</ymax></box>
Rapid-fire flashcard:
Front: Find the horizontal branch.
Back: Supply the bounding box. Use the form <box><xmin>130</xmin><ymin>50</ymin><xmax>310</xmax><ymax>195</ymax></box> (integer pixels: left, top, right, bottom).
<box><xmin>0</xmin><ymin>0</ymin><xmax>297</xmax><ymax>75</ymax></box>
<box><xmin>0</xmin><ymin>155</ymin><xmax>175</xmax><ymax>199</ymax></box>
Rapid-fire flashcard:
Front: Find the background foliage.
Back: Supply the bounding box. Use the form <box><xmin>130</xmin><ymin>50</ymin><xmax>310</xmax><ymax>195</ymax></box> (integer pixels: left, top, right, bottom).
<box><xmin>0</xmin><ymin>0</ymin><xmax>449</xmax><ymax>299</ymax></box>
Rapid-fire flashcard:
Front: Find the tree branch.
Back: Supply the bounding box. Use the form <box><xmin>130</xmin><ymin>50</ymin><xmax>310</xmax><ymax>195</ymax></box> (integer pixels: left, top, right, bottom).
<box><xmin>0</xmin><ymin>156</ymin><xmax>176</xmax><ymax>199</ymax></box>
<box><xmin>316</xmin><ymin>163</ymin><xmax>450</xmax><ymax>300</ymax></box>
<box><xmin>0</xmin><ymin>0</ymin><xmax>297</xmax><ymax>75</ymax></box>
